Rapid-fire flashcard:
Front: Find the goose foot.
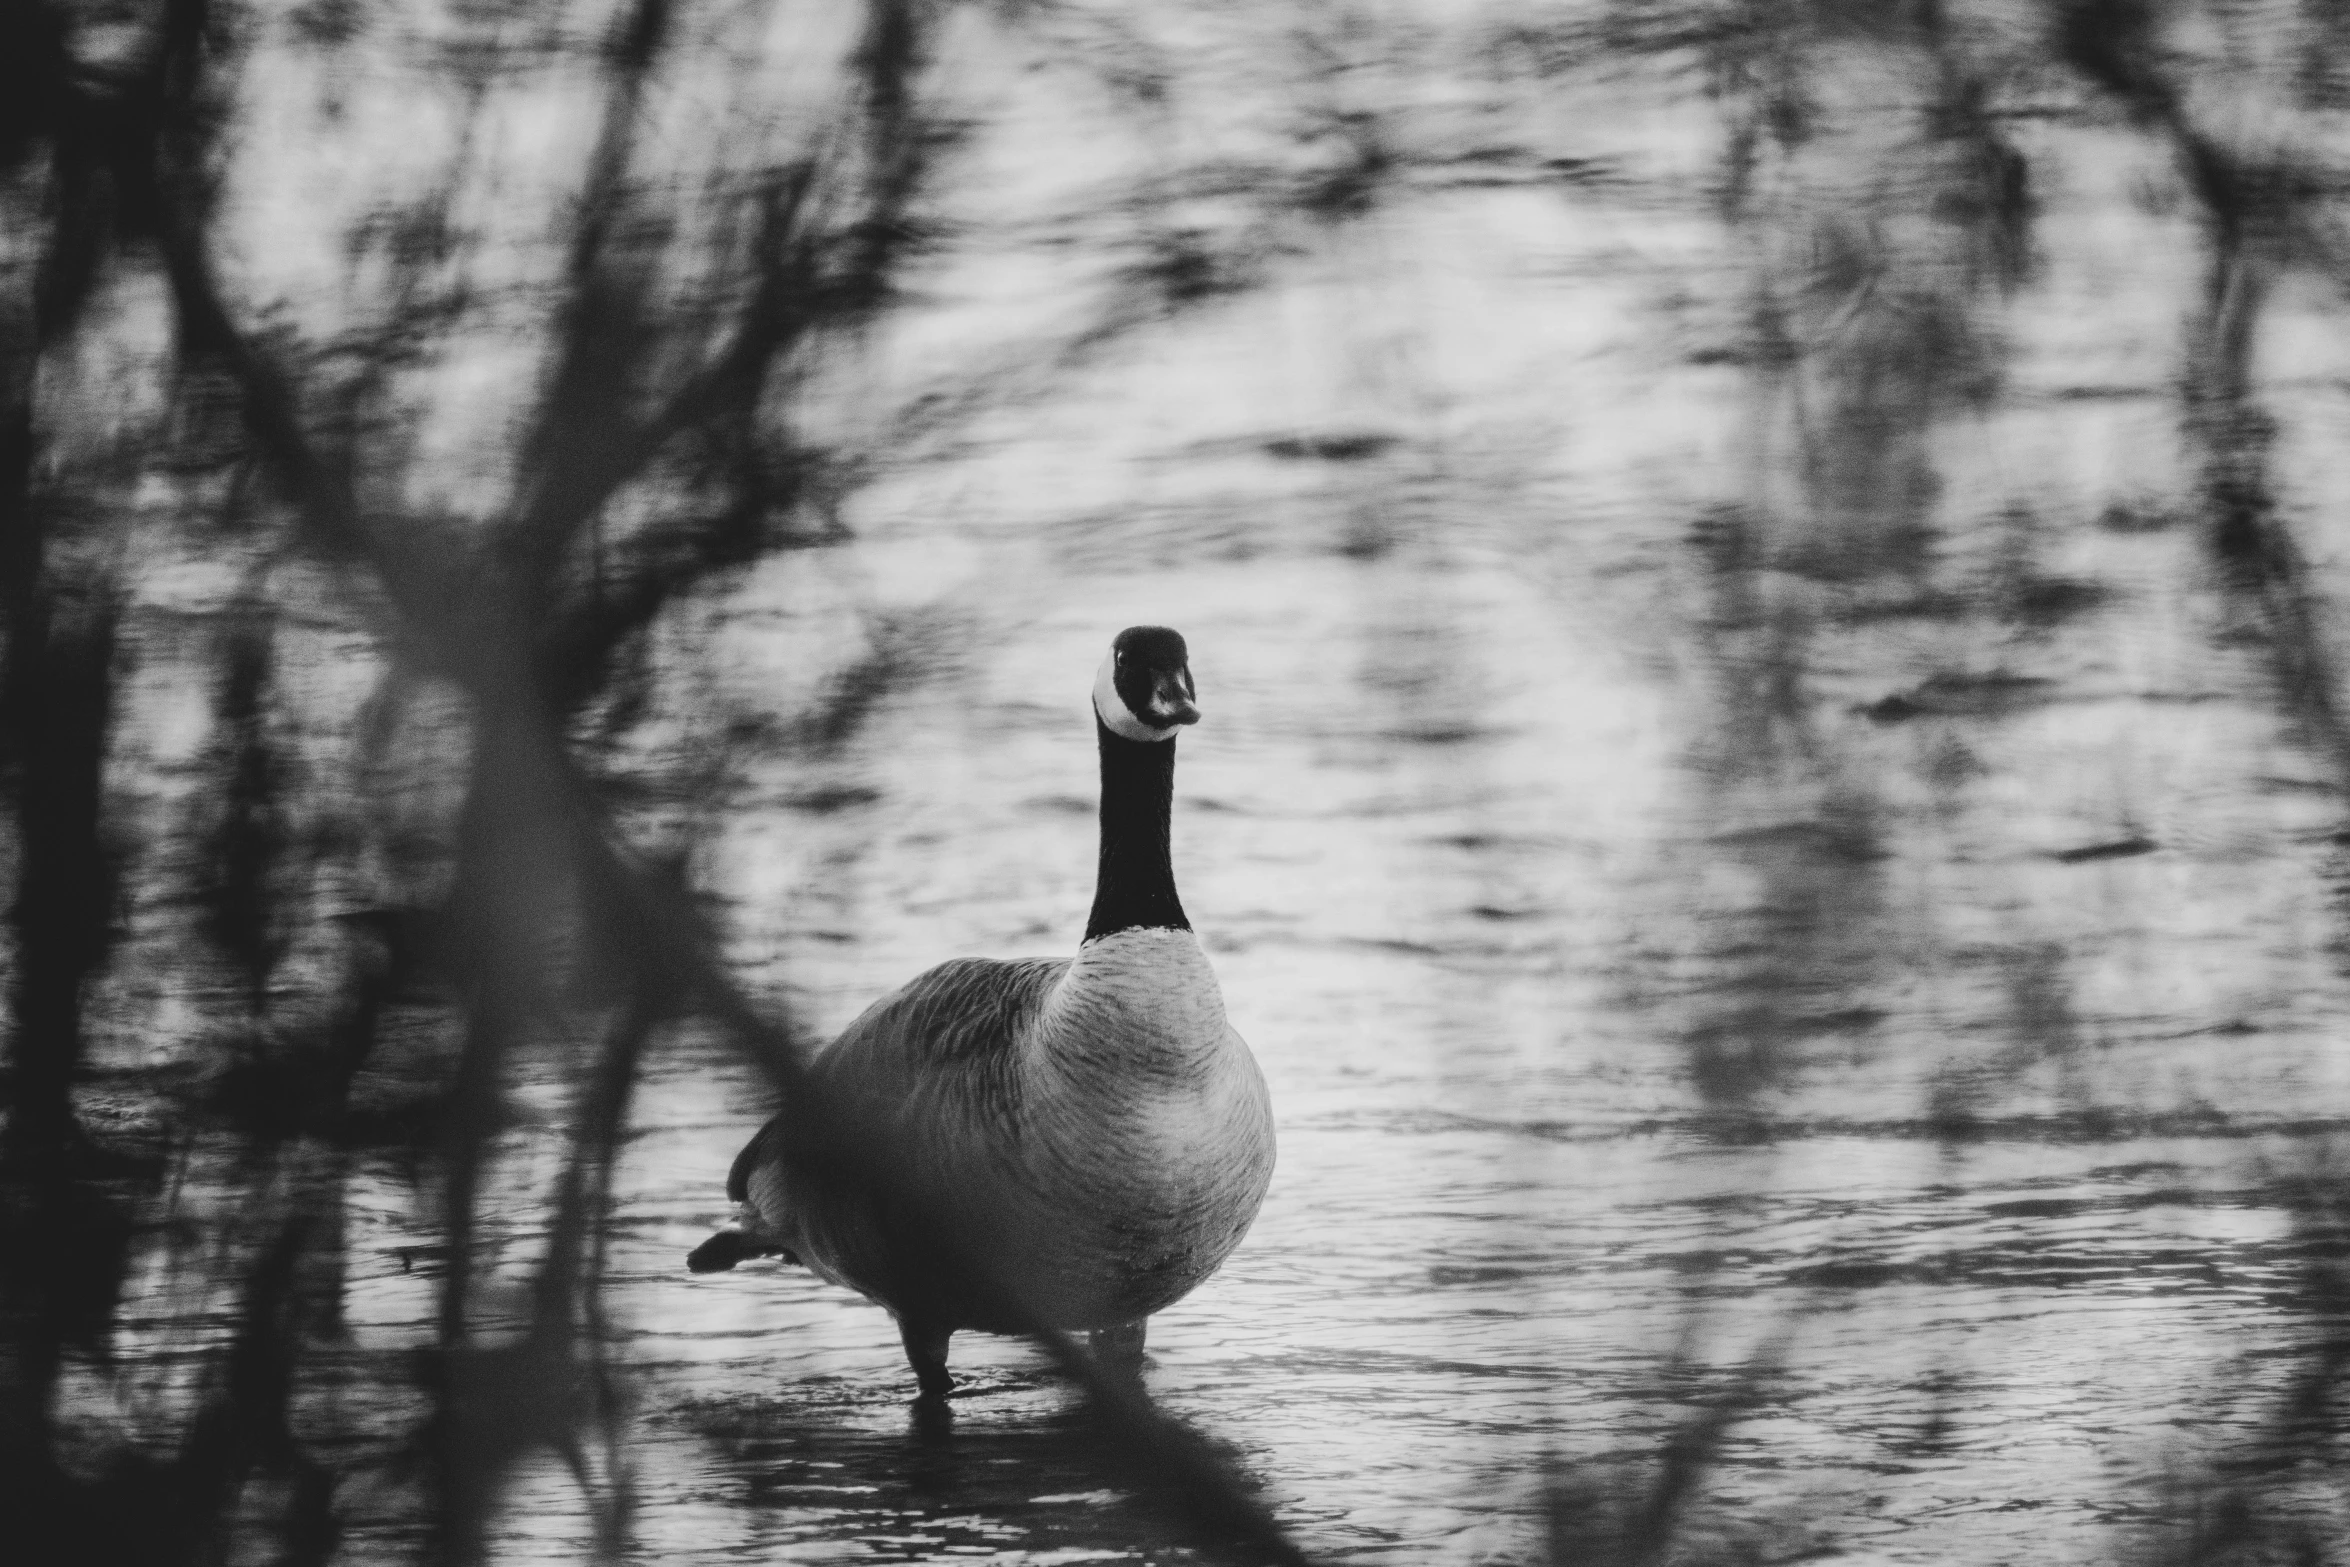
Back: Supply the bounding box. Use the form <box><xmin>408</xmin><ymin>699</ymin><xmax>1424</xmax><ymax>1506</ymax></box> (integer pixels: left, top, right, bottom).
<box><xmin>1089</xmin><ymin>1318</ymin><xmax>1147</xmax><ymax>1370</ymax></box>
<box><xmin>900</xmin><ymin>1319</ymin><xmax>955</xmax><ymax>1400</ymax></box>
<box><xmin>910</xmin><ymin>1394</ymin><xmax>955</xmax><ymax>1442</ymax></box>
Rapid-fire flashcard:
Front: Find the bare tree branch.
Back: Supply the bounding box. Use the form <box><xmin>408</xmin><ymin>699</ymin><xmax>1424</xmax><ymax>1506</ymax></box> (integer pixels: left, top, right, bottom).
<box><xmin>137</xmin><ymin>35</ymin><xmax>1315</xmax><ymax>1567</ymax></box>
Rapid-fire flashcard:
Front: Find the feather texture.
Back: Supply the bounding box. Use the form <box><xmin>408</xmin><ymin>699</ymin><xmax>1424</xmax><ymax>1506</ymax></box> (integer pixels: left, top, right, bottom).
<box><xmin>694</xmin><ymin>626</ymin><xmax>1273</xmax><ymax>1389</ymax></box>
<box><xmin>728</xmin><ymin>931</ymin><xmax>1273</xmax><ymax>1333</ymax></box>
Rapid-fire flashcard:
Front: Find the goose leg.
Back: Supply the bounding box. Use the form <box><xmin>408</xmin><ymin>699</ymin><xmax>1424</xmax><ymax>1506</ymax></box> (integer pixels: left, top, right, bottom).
<box><xmin>1088</xmin><ymin>1318</ymin><xmax>1147</xmax><ymax>1369</ymax></box>
<box><xmin>899</xmin><ymin>1319</ymin><xmax>955</xmax><ymax>1399</ymax></box>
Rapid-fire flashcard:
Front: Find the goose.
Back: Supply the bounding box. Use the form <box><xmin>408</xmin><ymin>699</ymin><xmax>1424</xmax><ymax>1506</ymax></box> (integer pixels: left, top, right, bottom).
<box><xmin>688</xmin><ymin>625</ymin><xmax>1275</xmax><ymax>1399</ymax></box>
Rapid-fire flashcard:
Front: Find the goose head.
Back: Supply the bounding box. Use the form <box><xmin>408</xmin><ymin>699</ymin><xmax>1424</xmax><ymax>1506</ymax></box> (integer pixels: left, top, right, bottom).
<box><xmin>1093</xmin><ymin>625</ymin><xmax>1199</xmax><ymax>742</ymax></box>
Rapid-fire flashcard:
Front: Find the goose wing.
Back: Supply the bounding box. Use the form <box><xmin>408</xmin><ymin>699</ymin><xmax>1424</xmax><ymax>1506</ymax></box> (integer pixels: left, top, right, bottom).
<box><xmin>730</xmin><ymin>955</ymin><xmax>1067</xmax><ymax>1206</ymax></box>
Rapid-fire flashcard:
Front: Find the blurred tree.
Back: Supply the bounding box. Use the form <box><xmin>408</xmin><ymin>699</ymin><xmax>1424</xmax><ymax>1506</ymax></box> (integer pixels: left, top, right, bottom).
<box><xmin>0</xmin><ymin>3</ymin><xmax>1310</xmax><ymax>1563</ymax></box>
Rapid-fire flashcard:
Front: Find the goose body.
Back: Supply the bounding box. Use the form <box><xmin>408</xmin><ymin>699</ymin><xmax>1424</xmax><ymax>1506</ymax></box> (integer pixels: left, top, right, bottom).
<box><xmin>690</xmin><ymin>626</ymin><xmax>1275</xmax><ymax>1395</ymax></box>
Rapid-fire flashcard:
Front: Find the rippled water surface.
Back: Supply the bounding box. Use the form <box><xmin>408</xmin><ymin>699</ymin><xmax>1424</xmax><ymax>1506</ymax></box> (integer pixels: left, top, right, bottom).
<box><xmin>68</xmin><ymin>5</ymin><xmax>2350</xmax><ymax>1563</ymax></box>
<box><xmin>564</xmin><ymin>549</ymin><xmax>2350</xmax><ymax>1566</ymax></box>
<box><xmin>551</xmin><ymin>164</ymin><xmax>2350</xmax><ymax>1563</ymax></box>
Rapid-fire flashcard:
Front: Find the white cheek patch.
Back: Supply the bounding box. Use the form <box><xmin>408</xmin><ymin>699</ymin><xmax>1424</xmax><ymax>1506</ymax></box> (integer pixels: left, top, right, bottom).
<box><xmin>1094</xmin><ymin>653</ymin><xmax>1178</xmax><ymax>742</ymax></box>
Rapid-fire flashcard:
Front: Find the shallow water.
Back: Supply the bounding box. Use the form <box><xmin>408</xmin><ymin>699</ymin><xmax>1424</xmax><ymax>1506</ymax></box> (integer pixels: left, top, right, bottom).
<box><xmin>576</xmin><ymin>39</ymin><xmax>2350</xmax><ymax>1567</ymax></box>
<box><xmin>58</xmin><ymin>5</ymin><xmax>2350</xmax><ymax>1564</ymax></box>
<box><xmin>580</xmin><ymin>561</ymin><xmax>2350</xmax><ymax>1566</ymax></box>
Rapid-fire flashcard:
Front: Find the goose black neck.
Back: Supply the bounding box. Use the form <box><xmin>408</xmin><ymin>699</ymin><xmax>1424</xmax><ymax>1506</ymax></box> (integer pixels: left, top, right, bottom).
<box><xmin>1084</xmin><ymin>719</ymin><xmax>1188</xmax><ymax>943</ymax></box>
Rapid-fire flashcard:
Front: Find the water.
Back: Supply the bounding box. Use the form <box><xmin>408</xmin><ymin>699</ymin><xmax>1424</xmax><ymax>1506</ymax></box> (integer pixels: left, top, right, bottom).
<box><xmin>560</xmin><ymin>529</ymin><xmax>2350</xmax><ymax>1565</ymax></box>
<box><xmin>51</xmin><ymin>4</ymin><xmax>2350</xmax><ymax>1563</ymax></box>
<box><xmin>577</xmin><ymin>363</ymin><xmax>2348</xmax><ymax>1556</ymax></box>
<box><xmin>598</xmin><ymin>42</ymin><xmax>2350</xmax><ymax>1561</ymax></box>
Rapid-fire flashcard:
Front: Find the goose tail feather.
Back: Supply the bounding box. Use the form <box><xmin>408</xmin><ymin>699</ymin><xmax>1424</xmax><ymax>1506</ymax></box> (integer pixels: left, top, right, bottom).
<box><xmin>686</xmin><ymin>1228</ymin><xmax>795</xmax><ymax>1273</ymax></box>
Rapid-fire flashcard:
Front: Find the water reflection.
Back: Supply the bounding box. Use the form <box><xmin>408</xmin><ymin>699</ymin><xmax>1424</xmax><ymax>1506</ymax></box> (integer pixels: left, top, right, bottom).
<box><xmin>679</xmin><ymin>1374</ymin><xmax>1280</xmax><ymax>1564</ymax></box>
<box><xmin>14</xmin><ymin>0</ymin><xmax>2350</xmax><ymax>1563</ymax></box>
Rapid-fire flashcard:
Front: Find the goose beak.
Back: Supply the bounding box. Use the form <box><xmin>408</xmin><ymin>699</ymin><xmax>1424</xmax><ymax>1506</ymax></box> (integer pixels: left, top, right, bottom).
<box><xmin>1146</xmin><ymin>668</ymin><xmax>1200</xmax><ymax>728</ymax></box>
